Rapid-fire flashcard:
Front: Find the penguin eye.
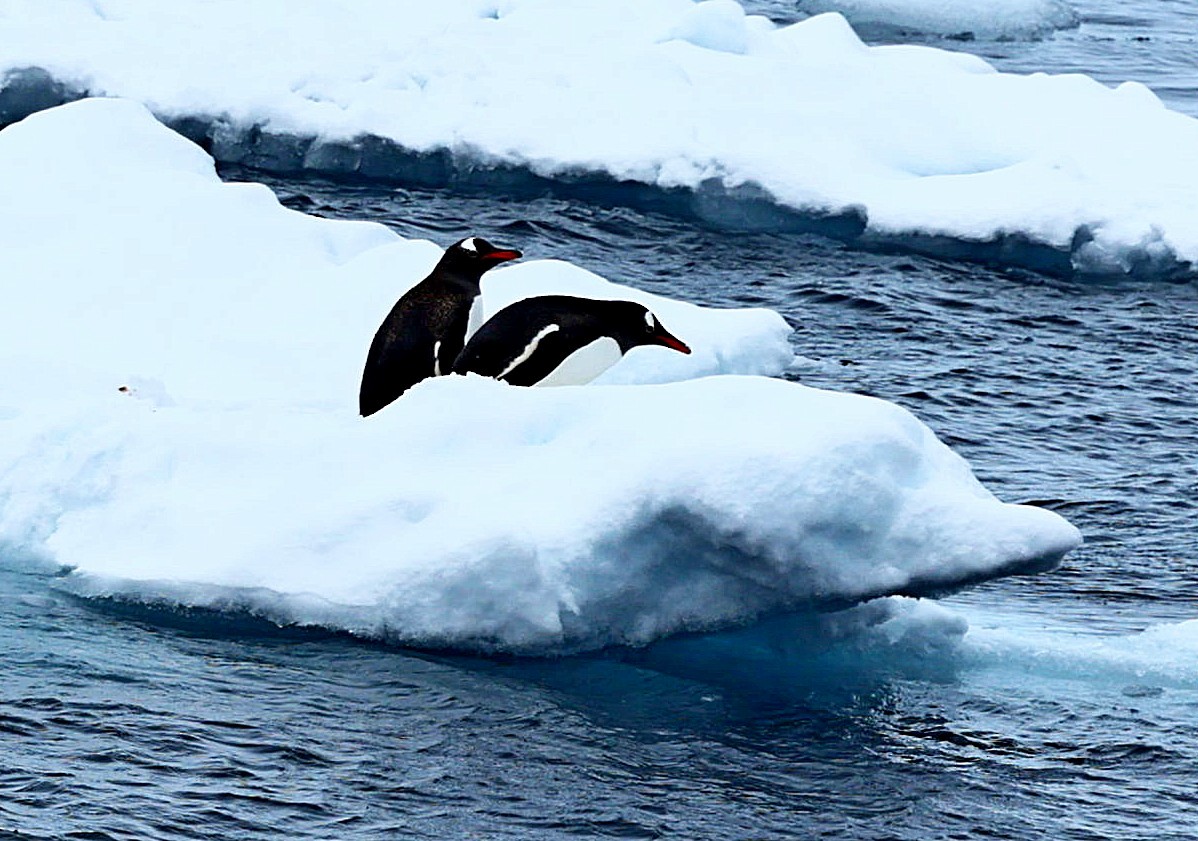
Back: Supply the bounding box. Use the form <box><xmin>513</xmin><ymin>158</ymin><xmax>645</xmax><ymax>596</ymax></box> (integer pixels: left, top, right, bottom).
<box><xmin>644</xmin><ymin>310</ymin><xmax>656</xmax><ymax>330</ymax></box>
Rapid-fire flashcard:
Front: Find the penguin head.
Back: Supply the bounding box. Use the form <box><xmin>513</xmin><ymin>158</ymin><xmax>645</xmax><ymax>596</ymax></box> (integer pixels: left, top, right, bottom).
<box><xmin>617</xmin><ymin>302</ymin><xmax>692</xmax><ymax>355</ymax></box>
<box><xmin>441</xmin><ymin>236</ymin><xmax>522</xmax><ymax>277</ymax></box>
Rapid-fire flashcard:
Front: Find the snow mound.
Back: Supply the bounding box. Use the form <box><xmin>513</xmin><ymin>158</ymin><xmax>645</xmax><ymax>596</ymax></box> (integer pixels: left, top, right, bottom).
<box><xmin>798</xmin><ymin>0</ymin><xmax>1079</xmax><ymax>40</ymax></box>
<box><xmin>1</xmin><ymin>0</ymin><xmax>1193</xmax><ymax>276</ymax></box>
<box><xmin>0</xmin><ymin>98</ymin><xmax>1080</xmax><ymax>655</ymax></box>
<box><xmin>0</xmin><ymin>98</ymin><xmax>789</xmax><ymax>410</ymax></box>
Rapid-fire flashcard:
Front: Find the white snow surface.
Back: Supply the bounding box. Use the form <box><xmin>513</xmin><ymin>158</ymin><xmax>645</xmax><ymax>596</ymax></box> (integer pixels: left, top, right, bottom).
<box><xmin>0</xmin><ymin>99</ymin><xmax>1080</xmax><ymax>654</ymax></box>
<box><xmin>798</xmin><ymin>0</ymin><xmax>1079</xmax><ymax>39</ymax></box>
<box><xmin>0</xmin><ymin>0</ymin><xmax>1195</xmax><ymax>274</ymax></box>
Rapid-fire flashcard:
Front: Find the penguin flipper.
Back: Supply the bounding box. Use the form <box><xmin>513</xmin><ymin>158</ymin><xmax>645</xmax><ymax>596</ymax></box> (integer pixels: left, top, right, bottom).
<box><xmin>453</xmin><ymin>296</ymin><xmax>603</xmax><ymax>386</ymax></box>
<box><xmin>451</xmin><ymin>322</ymin><xmax>522</xmax><ymax>379</ymax></box>
<box><xmin>454</xmin><ymin>322</ymin><xmax>580</xmax><ymax>386</ymax></box>
<box><xmin>359</xmin><ymin>321</ymin><xmax>435</xmax><ymax>416</ymax></box>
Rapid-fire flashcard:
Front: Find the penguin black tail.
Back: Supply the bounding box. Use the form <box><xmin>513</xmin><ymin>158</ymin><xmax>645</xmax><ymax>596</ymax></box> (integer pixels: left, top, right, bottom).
<box><xmin>359</xmin><ymin>377</ymin><xmax>392</xmax><ymax>417</ymax></box>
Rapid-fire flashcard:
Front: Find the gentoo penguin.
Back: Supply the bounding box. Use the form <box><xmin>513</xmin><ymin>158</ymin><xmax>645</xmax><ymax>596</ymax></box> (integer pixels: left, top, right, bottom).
<box><xmin>358</xmin><ymin>236</ymin><xmax>521</xmax><ymax>416</ymax></box>
<box><xmin>451</xmin><ymin>295</ymin><xmax>691</xmax><ymax>387</ymax></box>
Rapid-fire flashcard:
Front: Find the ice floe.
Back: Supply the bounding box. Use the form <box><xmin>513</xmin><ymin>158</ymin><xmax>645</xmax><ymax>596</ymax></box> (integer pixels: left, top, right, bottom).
<box><xmin>1</xmin><ymin>0</ymin><xmax>1194</xmax><ymax>276</ymax></box>
<box><xmin>0</xmin><ymin>98</ymin><xmax>1080</xmax><ymax>654</ymax></box>
<box><xmin>797</xmin><ymin>0</ymin><xmax>1079</xmax><ymax>40</ymax></box>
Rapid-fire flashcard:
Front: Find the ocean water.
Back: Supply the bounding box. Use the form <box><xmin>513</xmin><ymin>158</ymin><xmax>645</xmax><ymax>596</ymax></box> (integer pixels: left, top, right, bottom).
<box><xmin>5</xmin><ymin>1</ymin><xmax>1198</xmax><ymax>838</ymax></box>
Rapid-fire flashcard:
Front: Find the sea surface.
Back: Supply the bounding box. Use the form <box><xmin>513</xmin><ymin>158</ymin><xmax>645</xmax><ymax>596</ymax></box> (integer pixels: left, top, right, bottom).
<box><xmin>4</xmin><ymin>1</ymin><xmax>1198</xmax><ymax>838</ymax></box>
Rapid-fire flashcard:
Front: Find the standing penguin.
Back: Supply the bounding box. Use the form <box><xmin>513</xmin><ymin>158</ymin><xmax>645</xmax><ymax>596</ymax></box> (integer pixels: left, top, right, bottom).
<box><xmin>359</xmin><ymin>236</ymin><xmax>521</xmax><ymax>416</ymax></box>
<box><xmin>451</xmin><ymin>295</ymin><xmax>691</xmax><ymax>387</ymax></box>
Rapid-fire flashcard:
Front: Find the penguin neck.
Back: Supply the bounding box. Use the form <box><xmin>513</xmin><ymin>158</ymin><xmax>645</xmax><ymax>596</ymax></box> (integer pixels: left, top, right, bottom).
<box><xmin>613</xmin><ymin>335</ymin><xmax>640</xmax><ymax>354</ymax></box>
<box><xmin>591</xmin><ymin>301</ymin><xmax>643</xmax><ymax>353</ymax></box>
<box><xmin>434</xmin><ymin>262</ymin><xmax>487</xmax><ymax>295</ymax></box>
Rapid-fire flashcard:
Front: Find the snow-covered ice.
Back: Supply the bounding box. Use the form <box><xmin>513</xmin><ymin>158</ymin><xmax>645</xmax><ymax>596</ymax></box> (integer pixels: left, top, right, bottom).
<box><xmin>0</xmin><ymin>99</ymin><xmax>1080</xmax><ymax>654</ymax></box>
<box><xmin>797</xmin><ymin>0</ymin><xmax>1079</xmax><ymax>39</ymax></box>
<box><xmin>0</xmin><ymin>0</ymin><xmax>1195</xmax><ymax>276</ymax></box>
<box><xmin>0</xmin><ymin>98</ymin><xmax>789</xmax><ymax>410</ymax></box>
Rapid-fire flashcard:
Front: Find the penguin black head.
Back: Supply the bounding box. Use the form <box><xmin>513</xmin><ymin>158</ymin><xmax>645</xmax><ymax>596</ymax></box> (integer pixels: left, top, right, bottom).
<box><xmin>613</xmin><ymin>301</ymin><xmax>692</xmax><ymax>355</ymax></box>
<box><xmin>438</xmin><ymin>236</ymin><xmax>522</xmax><ymax>278</ymax></box>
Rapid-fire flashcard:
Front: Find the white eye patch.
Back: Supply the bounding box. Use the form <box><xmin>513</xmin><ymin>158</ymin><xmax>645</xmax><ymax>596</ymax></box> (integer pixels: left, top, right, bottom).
<box><xmin>460</xmin><ymin>237</ymin><xmax>479</xmax><ymax>252</ymax></box>
<box><xmin>644</xmin><ymin>310</ymin><xmax>656</xmax><ymax>329</ymax></box>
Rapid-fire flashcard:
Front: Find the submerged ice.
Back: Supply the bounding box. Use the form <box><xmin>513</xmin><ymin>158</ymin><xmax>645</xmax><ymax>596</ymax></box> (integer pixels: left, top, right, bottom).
<box><xmin>0</xmin><ymin>99</ymin><xmax>1080</xmax><ymax>654</ymax></box>
<box><xmin>0</xmin><ymin>0</ymin><xmax>1195</xmax><ymax>277</ymax></box>
<box><xmin>625</xmin><ymin>596</ymin><xmax>1198</xmax><ymax>699</ymax></box>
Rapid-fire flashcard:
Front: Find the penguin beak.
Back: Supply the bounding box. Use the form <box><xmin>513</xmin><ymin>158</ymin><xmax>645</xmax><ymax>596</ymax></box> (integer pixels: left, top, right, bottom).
<box><xmin>482</xmin><ymin>248</ymin><xmax>522</xmax><ymax>262</ymax></box>
<box><xmin>653</xmin><ymin>328</ymin><xmax>691</xmax><ymax>355</ymax></box>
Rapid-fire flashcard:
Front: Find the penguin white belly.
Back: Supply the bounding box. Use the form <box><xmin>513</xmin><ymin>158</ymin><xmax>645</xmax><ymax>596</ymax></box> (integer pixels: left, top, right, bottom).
<box><xmin>465</xmin><ymin>296</ymin><xmax>486</xmax><ymax>341</ymax></box>
<box><xmin>535</xmin><ymin>337</ymin><xmax>623</xmax><ymax>387</ymax></box>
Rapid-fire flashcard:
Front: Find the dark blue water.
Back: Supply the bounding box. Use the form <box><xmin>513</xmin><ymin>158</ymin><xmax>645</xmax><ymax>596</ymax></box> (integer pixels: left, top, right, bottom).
<box><xmin>5</xmin><ymin>2</ymin><xmax>1198</xmax><ymax>838</ymax></box>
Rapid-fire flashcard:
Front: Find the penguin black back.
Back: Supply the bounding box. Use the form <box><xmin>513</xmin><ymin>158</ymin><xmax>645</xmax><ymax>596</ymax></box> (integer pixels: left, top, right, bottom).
<box><xmin>452</xmin><ymin>295</ymin><xmax>691</xmax><ymax>387</ymax></box>
<box><xmin>359</xmin><ymin>236</ymin><xmax>520</xmax><ymax>416</ymax></box>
